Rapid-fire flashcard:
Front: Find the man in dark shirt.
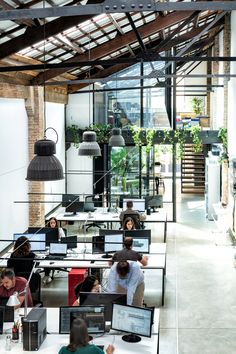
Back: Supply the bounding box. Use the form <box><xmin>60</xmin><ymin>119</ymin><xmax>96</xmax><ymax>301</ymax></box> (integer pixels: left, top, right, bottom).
<box><xmin>0</xmin><ymin>268</ymin><xmax>33</xmax><ymax>308</ymax></box>
<box><xmin>112</xmin><ymin>237</ymin><xmax>148</xmax><ymax>266</ymax></box>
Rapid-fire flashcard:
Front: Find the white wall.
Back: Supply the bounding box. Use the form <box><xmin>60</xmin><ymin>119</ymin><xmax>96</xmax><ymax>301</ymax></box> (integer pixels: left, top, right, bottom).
<box><xmin>66</xmin><ymin>89</ymin><xmax>93</xmax><ymax>196</ymax></box>
<box><xmin>0</xmin><ymin>98</ymin><xmax>29</xmax><ymax>252</ymax></box>
<box><xmin>44</xmin><ymin>102</ymin><xmax>66</xmax><ymax>214</ymax></box>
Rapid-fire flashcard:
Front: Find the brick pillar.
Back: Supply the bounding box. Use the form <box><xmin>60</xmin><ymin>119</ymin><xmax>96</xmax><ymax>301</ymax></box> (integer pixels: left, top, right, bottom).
<box><xmin>25</xmin><ymin>86</ymin><xmax>45</xmax><ymax>227</ymax></box>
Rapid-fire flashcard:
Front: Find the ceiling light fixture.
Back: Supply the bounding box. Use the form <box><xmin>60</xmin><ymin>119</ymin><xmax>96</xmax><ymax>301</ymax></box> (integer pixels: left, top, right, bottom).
<box><xmin>109</xmin><ymin>128</ymin><xmax>125</xmax><ymax>147</ymax></box>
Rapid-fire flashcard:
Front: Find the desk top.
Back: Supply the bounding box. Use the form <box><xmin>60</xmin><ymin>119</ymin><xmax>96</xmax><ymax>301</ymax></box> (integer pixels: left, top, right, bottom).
<box><xmin>2</xmin><ymin>308</ymin><xmax>159</xmax><ymax>354</ymax></box>
<box><xmin>47</xmin><ymin>207</ymin><xmax>167</xmax><ymax>223</ymax></box>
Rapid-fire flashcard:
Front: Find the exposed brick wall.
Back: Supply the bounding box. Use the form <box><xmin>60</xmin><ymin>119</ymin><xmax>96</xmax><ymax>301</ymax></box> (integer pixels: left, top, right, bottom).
<box><xmin>25</xmin><ymin>86</ymin><xmax>45</xmax><ymax>227</ymax></box>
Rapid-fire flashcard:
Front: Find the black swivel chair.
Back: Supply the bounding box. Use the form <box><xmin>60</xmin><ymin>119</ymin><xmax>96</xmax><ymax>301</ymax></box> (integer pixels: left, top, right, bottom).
<box><xmin>83</xmin><ymin>195</ymin><xmax>106</xmax><ymax>231</ymax></box>
<box><xmin>17</xmin><ymin>272</ymin><xmax>43</xmax><ymax>307</ymax></box>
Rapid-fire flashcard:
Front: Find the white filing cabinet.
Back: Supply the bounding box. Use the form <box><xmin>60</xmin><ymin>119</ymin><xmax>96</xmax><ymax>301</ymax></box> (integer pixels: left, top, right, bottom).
<box><xmin>205</xmin><ymin>156</ymin><xmax>221</xmax><ymax>220</ymax></box>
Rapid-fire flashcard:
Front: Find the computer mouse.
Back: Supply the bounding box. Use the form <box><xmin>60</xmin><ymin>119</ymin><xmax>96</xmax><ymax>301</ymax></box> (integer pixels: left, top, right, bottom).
<box><xmin>49</xmin><ymin>261</ymin><xmax>54</xmax><ymax>265</ymax></box>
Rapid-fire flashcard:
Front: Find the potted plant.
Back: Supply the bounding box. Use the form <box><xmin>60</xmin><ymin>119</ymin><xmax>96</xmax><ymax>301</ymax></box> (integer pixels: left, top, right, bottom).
<box><xmin>66</xmin><ymin>124</ymin><xmax>81</xmax><ymax>148</ymax></box>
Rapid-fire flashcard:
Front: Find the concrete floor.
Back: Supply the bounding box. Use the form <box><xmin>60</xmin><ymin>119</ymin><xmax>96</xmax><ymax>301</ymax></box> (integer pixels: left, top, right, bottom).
<box><xmin>41</xmin><ymin>195</ymin><xmax>236</xmax><ymax>354</ymax></box>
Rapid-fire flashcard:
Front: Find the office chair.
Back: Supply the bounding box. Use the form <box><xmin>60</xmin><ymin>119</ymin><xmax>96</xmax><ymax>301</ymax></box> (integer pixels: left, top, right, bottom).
<box><xmin>83</xmin><ymin>195</ymin><xmax>105</xmax><ymax>231</ymax></box>
<box><xmin>17</xmin><ymin>272</ymin><xmax>43</xmax><ymax>307</ymax></box>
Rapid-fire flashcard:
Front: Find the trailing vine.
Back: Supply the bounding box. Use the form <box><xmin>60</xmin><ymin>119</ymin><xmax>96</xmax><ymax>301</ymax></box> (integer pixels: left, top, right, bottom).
<box><xmin>130</xmin><ymin>126</ymin><xmax>144</xmax><ymax>148</ymax></box>
<box><xmin>174</xmin><ymin>129</ymin><xmax>188</xmax><ymax>159</ymax></box>
<box><xmin>86</xmin><ymin>123</ymin><xmax>111</xmax><ymax>144</ymax></box>
<box><xmin>190</xmin><ymin>126</ymin><xmax>203</xmax><ymax>153</ymax></box>
<box><xmin>146</xmin><ymin>129</ymin><xmax>155</xmax><ymax>153</ymax></box>
<box><xmin>66</xmin><ymin>124</ymin><xmax>81</xmax><ymax>148</ymax></box>
<box><xmin>218</xmin><ymin>127</ymin><xmax>228</xmax><ymax>162</ymax></box>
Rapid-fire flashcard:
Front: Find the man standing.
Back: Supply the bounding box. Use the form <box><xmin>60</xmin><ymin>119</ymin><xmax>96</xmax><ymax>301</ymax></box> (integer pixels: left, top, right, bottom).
<box><xmin>107</xmin><ymin>260</ymin><xmax>144</xmax><ymax>307</ymax></box>
<box><xmin>0</xmin><ymin>268</ymin><xmax>33</xmax><ymax>308</ymax></box>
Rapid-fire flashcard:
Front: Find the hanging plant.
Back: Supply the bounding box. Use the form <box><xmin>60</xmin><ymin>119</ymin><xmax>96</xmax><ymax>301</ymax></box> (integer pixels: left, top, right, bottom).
<box><xmin>66</xmin><ymin>124</ymin><xmax>81</xmax><ymax>148</ymax></box>
<box><xmin>218</xmin><ymin>127</ymin><xmax>228</xmax><ymax>162</ymax></box>
<box><xmin>190</xmin><ymin>126</ymin><xmax>203</xmax><ymax>153</ymax></box>
<box><xmin>192</xmin><ymin>97</ymin><xmax>204</xmax><ymax>116</ymax></box>
<box><xmin>86</xmin><ymin>123</ymin><xmax>111</xmax><ymax>144</ymax></box>
<box><xmin>146</xmin><ymin>129</ymin><xmax>155</xmax><ymax>153</ymax></box>
<box><xmin>130</xmin><ymin>126</ymin><xmax>144</xmax><ymax>148</ymax></box>
<box><xmin>174</xmin><ymin>129</ymin><xmax>188</xmax><ymax>159</ymax></box>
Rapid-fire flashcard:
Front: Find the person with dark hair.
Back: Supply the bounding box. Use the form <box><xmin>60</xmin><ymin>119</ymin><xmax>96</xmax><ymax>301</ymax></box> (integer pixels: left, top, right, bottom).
<box><xmin>73</xmin><ymin>275</ymin><xmax>100</xmax><ymax>306</ymax></box>
<box><xmin>43</xmin><ymin>217</ymin><xmax>66</xmax><ymax>285</ymax></box>
<box><xmin>111</xmin><ymin>237</ymin><xmax>148</xmax><ymax>266</ymax></box>
<box><xmin>7</xmin><ymin>236</ymin><xmax>36</xmax><ymax>274</ymax></box>
<box><xmin>107</xmin><ymin>260</ymin><xmax>144</xmax><ymax>307</ymax></box>
<box><xmin>119</xmin><ymin>201</ymin><xmax>140</xmax><ymax>228</ymax></box>
<box><xmin>58</xmin><ymin>317</ymin><xmax>115</xmax><ymax>354</ymax></box>
<box><xmin>122</xmin><ymin>217</ymin><xmax>135</xmax><ymax>230</ymax></box>
<box><xmin>0</xmin><ymin>268</ymin><xmax>33</xmax><ymax>308</ymax></box>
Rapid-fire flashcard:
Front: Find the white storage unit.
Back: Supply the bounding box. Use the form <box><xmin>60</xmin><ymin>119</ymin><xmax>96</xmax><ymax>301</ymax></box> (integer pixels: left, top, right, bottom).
<box><xmin>205</xmin><ymin>156</ymin><xmax>221</xmax><ymax>220</ymax></box>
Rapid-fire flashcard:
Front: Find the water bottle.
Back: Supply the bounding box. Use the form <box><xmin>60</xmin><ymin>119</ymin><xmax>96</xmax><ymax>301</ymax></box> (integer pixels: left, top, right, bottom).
<box><xmin>5</xmin><ymin>335</ymin><xmax>11</xmax><ymax>351</ymax></box>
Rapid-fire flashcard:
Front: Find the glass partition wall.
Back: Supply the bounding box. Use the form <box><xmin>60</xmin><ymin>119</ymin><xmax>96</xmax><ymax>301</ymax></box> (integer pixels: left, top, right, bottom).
<box><xmin>93</xmin><ymin>61</ymin><xmax>175</xmax><ymax>221</ymax></box>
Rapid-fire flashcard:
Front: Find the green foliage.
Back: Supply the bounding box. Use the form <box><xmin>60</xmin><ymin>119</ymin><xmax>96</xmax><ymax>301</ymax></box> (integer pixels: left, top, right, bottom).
<box><xmin>130</xmin><ymin>126</ymin><xmax>143</xmax><ymax>148</ymax></box>
<box><xmin>218</xmin><ymin>127</ymin><xmax>228</xmax><ymax>162</ymax></box>
<box><xmin>146</xmin><ymin>129</ymin><xmax>155</xmax><ymax>153</ymax></box>
<box><xmin>174</xmin><ymin>129</ymin><xmax>188</xmax><ymax>159</ymax></box>
<box><xmin>190</xmin><ymin>126</ymin><xmax>203</xmax><ymax>153</ymax></box>
<box><xmin>66</xmin><ymin>124</ymin><xmax>81</xmax><ymax>148</ymax></box>
<box><xmin>86</xmin><ymin>123</ymin><xmax>111</xmax><ymax>143</ymax></box>
<box><xmin>192</xmin><ymin>97</ymin><xmax>204</xmax><ymax>115</ymax></box>
<box><xmin>130</xmin><ymin>126</ymin><xmax>155</xmax><ymax>153</ymax></box>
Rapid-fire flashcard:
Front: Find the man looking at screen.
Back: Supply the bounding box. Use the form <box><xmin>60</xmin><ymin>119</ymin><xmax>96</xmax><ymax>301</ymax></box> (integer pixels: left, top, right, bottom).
<box><xmin>107</xmin><ymin>260</ymin><xmax>144</xmax><ymax>307</ymax></box>
<box><xmin>112</xmin><ymin>237</ymin><xmax>148</xmax><ymax>266</ymax></box>
<box><xmin>0</xmin><ymin>268</ymin><xmax>33</xmax><ymax>308</ymax></box>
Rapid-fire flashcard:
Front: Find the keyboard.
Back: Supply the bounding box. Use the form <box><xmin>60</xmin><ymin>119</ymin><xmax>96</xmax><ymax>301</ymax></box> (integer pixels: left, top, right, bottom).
<box><xmin>45</xmin><ymin>255</ymin><xmax>65</xmax><ymax>260</ymax></box>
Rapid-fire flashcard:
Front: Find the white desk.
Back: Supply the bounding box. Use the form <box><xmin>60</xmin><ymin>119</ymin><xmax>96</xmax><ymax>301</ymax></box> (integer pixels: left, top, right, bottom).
<box><xmin>2</xmin><ymin>308</ymin><xmax>159</xmax><ymax>354</ymax></box>
<box><xmin>47</xmin><ymin>207</ymin><xmax>168</xmax><ymax>242</ymax></box>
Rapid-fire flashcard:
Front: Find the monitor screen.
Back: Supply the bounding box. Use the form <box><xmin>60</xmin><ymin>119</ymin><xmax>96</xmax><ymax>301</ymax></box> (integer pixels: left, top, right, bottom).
<box><xmin>92</xmin><ymin>236</ymin><xmax>104</xmax><ymax>254</ymax></box>
<box><xmin>104</xmin><ymin>234</ymin><xmax>123</xmax><ymax>253</ymax></box>
<box><xmin>49</xmin><ymin>243</ymin><xmax>67</xmax><ymax>255</ymax></box>
<box><xmin>62</xmin><ymin>194</ymin><xmax>83</xmax><ymax>214</ymax></box>
<box><xmin>132</xmin><ymin>237</ymin><xmax>150</xmax><ymax>254</ymax></box>
<box><xmin>13</xmin><ymin>233</ymin><xmax>46</xmax><ymax>252</ymax></box>
<box><xmin>124</xmin><ymin>229</ymin><xmax>151</xmax><ymax>245</ymax></box>
<box><xmin>59</xmin><ymin>306</ymin><xmax>105</xmax><ymax>334</ymax></box>
<box><xmin>123</xmin><ymin>198</ymin><xmax>146</xmax><ymax>212</ymax></box>
<box><xmin>80</xmin><ymin>292</ymin><xmax>127</xmax><ymax>321</ymax></box>
<box><xmin>61</xmin><ymin>236</ymin><xmax>77</xmax><ymax>249</ymax></box>
<box><xmin>28</xmin><ymin>227</ymin><xmax>58</xmax><ymax>247</ymax></box>
<box><xmin>99</xmin><ymin>229</ymin><xmax>124</xmax><ymax>237</ymax></box>
<box><xmin>111</xmin><ymin>303</ymin><xmax>153</xmax><ymax>342</ymax></box>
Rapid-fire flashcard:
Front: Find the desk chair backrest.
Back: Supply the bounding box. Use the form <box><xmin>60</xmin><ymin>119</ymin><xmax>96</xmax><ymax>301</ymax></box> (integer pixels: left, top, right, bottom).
<box><xmin>84</xmin><ymin>195</ymin><xmax>96</xmax><ymax>212</ymax></box>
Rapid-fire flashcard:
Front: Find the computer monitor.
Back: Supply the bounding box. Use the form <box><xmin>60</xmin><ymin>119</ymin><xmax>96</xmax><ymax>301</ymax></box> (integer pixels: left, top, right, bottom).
<box><xmin>104</xmin><ymin>234</ymin><xmax>123</xmax><ymax>254</ymax></box>
<box><xmin>123</xmin><ymin>198</ymin><xmax>146</xmax><ymax>212</ymax></box>
<box><xmin>59</xmin><ymin>306</ymin><xmax>105</xmax><ymax>335</ymax></box>
<box><xmin>124</xmin><ymin>229</ymin><xmax>151</xmax><ymax>245</ymax></box>
<box><xmin>80</xmin><ymin>292</ymin><xmax>127</xmax><ymax>321</ymax></box>
<box><xmin>62</xmin><ymin>194</ymin><xmax>83</xmax><ymax>215</ymax></box>
<box><xmin>145</xmin><ymin>195</ymin><xmax>163</xmax><ymax>209</ymax></box>
<box><xmin>111</xmin><ymin>303</ymin><xmax>153</xmax><ymax>343</ymax></box>
<box><xmin>132</xmin><ymin>237</ymin><xmax>150</xmax><ymax>254</ymax></box>
<box><xmin>99</xmin><ymin>229</ymin><xmax>124</xmax><ymax>237</ymax></box>
<box><xmin>61</xmin><ymin>236</ymin><xmax>77</xmax><ymax>249</ymax></box>
<box><xmin>92</xmin><ymin>236</ymin><xmax>104</xmax><ymax>254</ymax></box>
<box><xmin>13</xmin><ymin>233</ymin><xmax>46</xmax><ymax>252</ymax></box>
<box><xmin>28</xmin><ymin>227</ymin><xmax>58</xmax><ymax>247</ymax></box>
<box><xmin>49</xmin><ymin>243</ymin><xmax>67</xmax><ymax>256</ymax></box>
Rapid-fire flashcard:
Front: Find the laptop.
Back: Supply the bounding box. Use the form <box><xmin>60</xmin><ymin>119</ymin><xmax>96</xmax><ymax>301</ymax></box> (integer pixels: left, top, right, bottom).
<box><xmin>46</xmin><ymin>243</ymin><xmax>67</xmax><ymax>260</ymax></box>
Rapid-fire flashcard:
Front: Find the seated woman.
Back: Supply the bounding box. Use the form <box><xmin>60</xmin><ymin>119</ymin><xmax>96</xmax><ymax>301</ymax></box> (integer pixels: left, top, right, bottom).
<box><xmin>123</xmin><ymin>217</ymin><xmax>135</xmax><ymax>231</ymax></box>
<box><xmin>58</xmin><ymin>317</ymin><xmax>115</xmax><ymax>354</ymax></box>
<box><xmin>43</xmin><ymin>217</ymin><xmax>66</xmax><ymax>285</ymax></box>
<box><xmin>73</xmin><ymin>275</ymin><xmax>100</xmax><ymax>306</ymax></box>
<box><xmin>7</xmin><ymin>236</ymin><xmax>35</xmax><ymax>275</ymax></box>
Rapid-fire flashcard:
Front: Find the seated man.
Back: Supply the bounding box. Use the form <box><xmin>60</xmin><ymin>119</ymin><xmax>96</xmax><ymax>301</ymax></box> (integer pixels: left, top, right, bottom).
<box><xmin>119</xmin><ymin>200</ymin><xmax>140</xmax><ymax>228</ymax></box>
<box><xmin>0</xmin><ymin>268</ymin><xmax>33</xmax><ymax>308</ymax></box>
<box><xmin>112</xmin><ymin>237</ymin><xmax>148</xmax><ymax>266</ymax></box>
<box><xmin>107</xmin><ymin>260</ymin><xmax>144</xmax><ymax>307</ymax></box>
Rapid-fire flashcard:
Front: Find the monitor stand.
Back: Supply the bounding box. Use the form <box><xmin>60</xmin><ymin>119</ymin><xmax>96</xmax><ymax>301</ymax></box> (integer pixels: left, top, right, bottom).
<box><xmin>101</xmin><ymin>253</ymin><xmax>112</xmax><ymax>259</ymax></box>
<box><xmin>122</xmin><ymin>333</ymin><xmax>141</xmax><ymax>343</ymax></box>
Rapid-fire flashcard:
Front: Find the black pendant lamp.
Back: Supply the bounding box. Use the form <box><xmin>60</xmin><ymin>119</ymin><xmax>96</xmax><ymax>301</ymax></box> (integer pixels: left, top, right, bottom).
<box><xmin>78</xmin><ymin>131</ymin><xmax>101</xmax><ymax>156</ymax></box>
<box><xmin>109</xmin><ymin>128</ymin><xmax>125</xmax><ymax>147</ymax></box>
<box><xmin>26</xmin><ymin>127</ymin><xmax>64</xmax><ymax>181</ymax></box>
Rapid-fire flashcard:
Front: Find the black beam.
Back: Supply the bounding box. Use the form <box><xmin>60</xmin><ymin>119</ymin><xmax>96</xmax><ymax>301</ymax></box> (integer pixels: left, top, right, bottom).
<box><xmin>1</xmin><ymin>56</ymin><xmax>236</xmax><ymax>73</ymax></box>
<box><xmin>0</xmin><ymin>1</ymin><xmax>235</xmax><ymax>20</ymax></box>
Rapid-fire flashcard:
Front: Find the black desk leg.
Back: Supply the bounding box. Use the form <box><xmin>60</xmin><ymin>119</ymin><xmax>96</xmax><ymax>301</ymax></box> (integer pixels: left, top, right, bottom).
<box><xmin>164</xmin><ymin>219</ymin><xmax>167</xmax><ymax>243</ymax></box>
<box><xmin>161</xmin><ymin>270</ymin><xmax>165</xmax><ymax>306</ymax></box>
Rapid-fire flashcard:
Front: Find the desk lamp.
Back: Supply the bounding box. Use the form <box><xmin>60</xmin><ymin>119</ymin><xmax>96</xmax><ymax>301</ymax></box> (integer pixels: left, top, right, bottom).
<box><xmin>7</xmin><ymin>261</ymin><xmax>39</xmax><ymax>318</ymax></box>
